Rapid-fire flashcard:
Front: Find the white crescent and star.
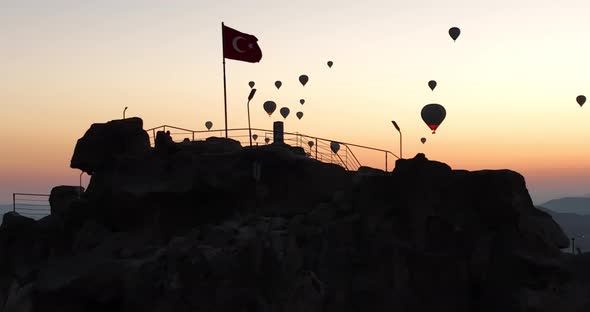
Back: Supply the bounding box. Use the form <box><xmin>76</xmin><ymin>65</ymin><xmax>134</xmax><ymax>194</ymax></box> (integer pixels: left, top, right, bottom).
<box><xmin>232</xmin><ymin>36</ymin><xmax>247</xmax><ymax>53</ymax></box>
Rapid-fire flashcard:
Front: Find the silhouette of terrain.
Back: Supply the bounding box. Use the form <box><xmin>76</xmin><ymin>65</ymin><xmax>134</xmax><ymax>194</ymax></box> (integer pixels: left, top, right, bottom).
<box><xmin>540</xmin><ymin>197</ymin><xmax>590</xmax><ymax>215</ymax></box>
<box><xmin>538</xmin><ymin>207</ymin><xmax>590</xmax><ymax>252</ymax></box>
<box><xmin>1</xmin><ymin>118</ymin><xmax>589</xmax><ymax>311</ymax></box>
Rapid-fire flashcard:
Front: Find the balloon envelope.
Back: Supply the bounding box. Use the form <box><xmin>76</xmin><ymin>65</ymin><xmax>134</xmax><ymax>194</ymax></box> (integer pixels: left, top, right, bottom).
<box><xmin>330</xmin><ymin>142</ymin><xmax>340</xmax><ymax>154</ymax></box>
<box><xmin>300</xmin><ymin>99</ymin><xmax>305</xmax><ymax>105</ymax></box>
<box><xmin>248</xmin><ymin>81</ymin><xmax>255</xmax><ymax>88</ymax></box>
<box><xmin>576</xmin><ymin>95</ymin><xmax>586</xmax><ymax>107</ymax></box>
<box><xmin>205</xmin><ymin>121</ymin><xmax>213</xmax><ymax>130</ymax></box>
<box><xmin>420</xmin><ymin>137</ymin><xmax>426</xmax><ymax>144</ymax></box>
<box><xmin>428</xmin><ymin>80</ymin><xmax>437</xmax><ymax>91</ymax></box>
<box><xmin>264</xmin><ymin>137</ymin><xmax>270</xmax><ymax>144</ymax></box>
<box><xmin>299</xmin><ymin>75</ymin><xmax>309</xmax><ymax>86</ymax></box>
<box><xmin>449</xmin><ymin>27</ymin><xmax>461</xmax><ymax>41</ymax></box>
<box><xmin>308</xmin><ymin>140</ymin><xmax>314</xmax><ymax>148</ymax></box>
<box><xmin>252</xmin><ymin>134</ymin><xmax>258</xmax><ymax>141</ymax></box>
<box><xmin>421</xmin><ymin>103</ymin><xmax>446</xmax><ymax>134</ymax></box>
<box><xmin>296</xmin><ymin>111</ymin><xmax>303</xmax><ymax>120</ymax></box>
<box><xmin>275</xmin><ymin>81</ymin><xmax>282</xmax><ymax>89</ymax></box>
<box><xmin>280</xmin><ymin>107</ymin><xmax>290</xmax><ymax>119</ymax></box>
<box><xmin>263</xmin><ymin>101</ymin><xmax>277</xmax><ymax>116</ymax></box>
<box><xmin>327</xmin><ymin>61</ymin><xmax>333</xmax><ymax>68</ymax></box>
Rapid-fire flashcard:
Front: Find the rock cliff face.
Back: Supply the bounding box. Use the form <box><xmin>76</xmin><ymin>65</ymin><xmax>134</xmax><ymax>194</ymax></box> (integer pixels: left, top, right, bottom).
<box><xmin>0</xmin><ymin>118</ymin><xmax>583</xmax><ymax>312</ymax></box>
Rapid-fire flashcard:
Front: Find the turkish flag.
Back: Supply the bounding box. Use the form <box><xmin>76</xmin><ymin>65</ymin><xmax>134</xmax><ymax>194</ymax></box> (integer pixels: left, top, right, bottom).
<box><xmin>222</xmin><ymin>24</ymin><xmax>262</xmax><ymax>63</ymax></box>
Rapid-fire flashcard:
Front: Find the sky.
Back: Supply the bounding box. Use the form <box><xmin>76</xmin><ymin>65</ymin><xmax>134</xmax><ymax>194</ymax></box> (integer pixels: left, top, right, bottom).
<box><xmin>1</xmin><ymin>0</ymin><xmax>589</xmax><ymax>204</ymax></box>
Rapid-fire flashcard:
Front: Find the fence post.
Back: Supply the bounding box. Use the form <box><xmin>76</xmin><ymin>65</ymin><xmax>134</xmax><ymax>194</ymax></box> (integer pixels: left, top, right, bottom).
<box><xmin>12</xmin><ymin>193</ymin><xmax>15</xmax><ymax>212</ymax></box>
<box><xmin>385</xmin><ymin>152</ymin><xmax>388</xmax><ymax>171</ymax></box>
<box><xmin>79</xmin><ymin>171</ymin><xmax>83</xmax><ymax>199</ymax></box>
<box><xmin>315</xmin><ymin>138</ymin><xmax>318</xmax><ymax>159</ymax></box>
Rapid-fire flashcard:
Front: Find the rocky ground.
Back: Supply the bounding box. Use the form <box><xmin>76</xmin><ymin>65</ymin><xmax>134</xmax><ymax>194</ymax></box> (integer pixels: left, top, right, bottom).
<box><xmin>1</xmin><ymin>117</ymin><xmax>588</xmax><ymax>312</ymax></box>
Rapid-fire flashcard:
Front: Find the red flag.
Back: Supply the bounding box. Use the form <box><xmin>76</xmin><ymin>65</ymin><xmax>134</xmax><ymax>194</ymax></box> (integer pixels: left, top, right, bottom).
<box><xmin>222</xmin><ymin>24</ymin><xmax>262</xmax><ymax>63</ymax></box>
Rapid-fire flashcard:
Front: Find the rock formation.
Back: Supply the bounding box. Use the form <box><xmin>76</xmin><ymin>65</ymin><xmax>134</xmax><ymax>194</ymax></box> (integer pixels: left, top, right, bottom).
<box><xmin>1</xmin><ymin>117</ymin><xmax>586</xmax><ymax>312</ymax></box>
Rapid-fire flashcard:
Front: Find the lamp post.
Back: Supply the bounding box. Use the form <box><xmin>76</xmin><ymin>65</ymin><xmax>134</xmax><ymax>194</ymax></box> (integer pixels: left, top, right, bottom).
<box><xmin>391</xmin><ymin>120</ymin><xmax>402</xmax><ymax>159</ymax></box>
<box><xmin>247</xmin><ymin>89</ymin><xmax>257</xmax><ymax>147</ymax></box>
<box><xmin>123</xmin><ymin>107</ymin><xmax>128</xmax><ymax>119</ymax></box>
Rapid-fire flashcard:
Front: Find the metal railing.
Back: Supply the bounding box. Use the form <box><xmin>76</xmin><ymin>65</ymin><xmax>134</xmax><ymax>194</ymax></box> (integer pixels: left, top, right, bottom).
<box><xmin>12</xmin><ymin>193</ymin><xmax>50</xmax><ymax>219</ymax></box>
<box><xmin>145</xmin><ymin>125</ymin><xmax>399</xmax><ymax>171</ymax></box>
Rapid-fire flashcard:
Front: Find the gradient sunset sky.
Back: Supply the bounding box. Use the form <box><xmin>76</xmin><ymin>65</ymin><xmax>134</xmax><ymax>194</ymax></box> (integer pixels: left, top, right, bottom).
<box><xmin>1</xmin><ymin>0</ymin><xmax>589</xmax><ymax>204</ymax></box>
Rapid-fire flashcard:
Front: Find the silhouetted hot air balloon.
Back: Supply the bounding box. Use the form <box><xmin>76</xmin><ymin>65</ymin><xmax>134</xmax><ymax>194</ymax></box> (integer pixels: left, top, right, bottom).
<box><xmin>421</xmin><ymin>103</ymin><xmax>446</xmax><ymax>134</ymax></box>
<box><xmin>428</xmin><ymin>80</ymin><xmax>437</xmax><ymax>91</ymax></box>
<box><xmin>252</xmin><ymin>134</ymin><xmax>258</xmax><ymax>141</ymax></box>
<box><xmin>263</xmin><ymin>101</ymin><xmax>277</xmax><ymax>116</ymax></box>
<box><xmin>420</xmin><ymin>137</ymin><xmax>426</xmax><ymax>144</ymax></box>
<box><xmin>449</xmin><ymin>27</ymin><xmax>461</xmax><ymax>41</ymax></box>
<box><xmin>296</xmin><ymin>111</ymin><xmax>303</xmax><ymax>120</ymax></box>
<box><xmin>327</xmin><ymin>61</ymin><xmax>333</xmax><ymax>68</ymax></box>
<box><xmin>275</xmin><ymin>81</ymin><xmax>282</xmax><ymax>89</ymax></box>
<box><xmin>330</xmin><ymin>142</ymin><xmax>340</xmax><ymax>154</ymax></box>
<box><xmin>308</xmin><ymin>140</ymin><xmax>314</xmax><ymax>148</ymax></box>
<box><xmin>300</xmin><ymin>99</ymin><xmax>305</xmax><ymax>105</ymax></box>
<box><xmin>280</xmin><ymin>107</ymin><xmax>290</xmax><ymax>119</ymax></box>
<box><xmin>265</xmin><ymin>137</ymin><xmax>270</xmax><ymax>144</ymax></box>
<box><xmin>248</xmin><ymin>81</ymin><xmax>255</xmax><ymax>88</ymax></box>
<box><xmin>576</xmin><ymin>95</ymin><xmax>586</xmax><ymax>107</ymax></box>
<box><xmin>205</xmin><ymin>121</ymin><xmax>213</xmax><ymax>130</ymax></box>
<box><xmin>299</xmin><ymin>75</ymin><xmax>309</xmax><ymax>86</ymax></box>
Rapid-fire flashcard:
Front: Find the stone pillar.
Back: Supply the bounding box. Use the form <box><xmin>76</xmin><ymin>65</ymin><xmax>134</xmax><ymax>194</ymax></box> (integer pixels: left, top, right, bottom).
<box><xmin>273</xmin><ymin>121</ymin><xmax>284</xmax><ymax>144</ymax></box>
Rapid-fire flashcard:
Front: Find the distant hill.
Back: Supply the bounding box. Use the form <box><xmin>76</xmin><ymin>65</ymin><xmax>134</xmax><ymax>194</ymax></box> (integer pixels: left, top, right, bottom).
<box><xmin>539</xmin><ymin>197</ymin><xmax>590</xmax><ymax>215</ymax></box>
<box><xmin>538</xmin><ymin>206</ymin><xmax>590</xmax><ymax>252</ymax></box>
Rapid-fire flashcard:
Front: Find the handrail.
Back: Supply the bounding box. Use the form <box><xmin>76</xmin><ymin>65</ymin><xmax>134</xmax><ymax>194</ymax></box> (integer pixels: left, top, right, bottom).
<box><xmin>145</xmin><ymin>125</ymin><xmax>399</xmax><ymax>171</ymax></box>
<box><xmin>343</xmin><ymin>144</ymin><xmax>362</xmax><ymax>170</ymax></box>
<box><xmin>12</xmin><ymin>193</ymin><xmax>50</xmax><ymax>218</ymax></box>
<box><xmin>146</xmin><ymin>125</ymin><xmax>399</xmax><ymax>159</ymax></box>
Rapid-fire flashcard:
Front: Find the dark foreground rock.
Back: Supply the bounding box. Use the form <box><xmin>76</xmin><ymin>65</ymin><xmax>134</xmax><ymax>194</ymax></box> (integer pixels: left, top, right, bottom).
<box><xmin>1</xmin><ymin>118</ymin><xmax>586</xmax><ymax>312</ymax></box>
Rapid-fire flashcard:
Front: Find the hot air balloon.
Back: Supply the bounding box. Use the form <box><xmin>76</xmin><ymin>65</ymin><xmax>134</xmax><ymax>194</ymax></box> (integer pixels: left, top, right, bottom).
<box><xmin>249</xmin><ymin>81</ymin><xmax>255</xmax><ymax>88</ymax></box>
<box><xmin>308</xmin><ymin>140</ymin><xmax>314</xmax><ymax>148</ymax></box>
<box><xmin>263</xmin><ymin>101</ymin><xmax>277</xmax><ymax>116</ymax></box>
<box><xmin>421</xmin><ymin>104</ymin><xmax>446</xmax><ymax>134</ymax></box>
<box><xmin>330</xmin><ymin>142</ymin><xmax>340</xmax><ymax>154</ymax></box>
<box><xmin>449</xmin><ymin>27</ymin><xmax>461</xmax><ymax>41</ymax></box>
<box><xmin>420</xmin><ymin>137</ymin><xmax>426</xmax><ymax>144</ymax></box>
<box><xmin>280</xmin><ymin>107</ymin><xmax>290</xmax><ymax>119</ymax></box>
<box><xmin>296</xmin><ymin>111</ymin><xmax>303</xmax><ymax>120</ymax></box>
<box><xmin>327</xmin><ymin>61</ymin><xmax>333</xmax><ymax>68</ymax></box>
<box><xmin>252</xmin><ymin>134</ymin><xmax>258</xmax><ymax>141</ymax></box>
<box><xmin>275</xmin><ymin>81</ymin><xmax>282</xmax><ymax>89</ymax></box>
<box><xmin>300</xmin><ymin>99</ymin><xmax>305</xmax><ymax>105</ymax></box>
<box><xmin>265</xmin><ymin>137</ymin><xmax>270</xmax><ymax>144</ymax></box>
<box><xmin>205</xmin><ymin>121</ymin><xmax>213</xmax><ymax>130</ymax></box>
<box><xmin>428</xmin><ymin>80</ymin><xmax>437</xmax><ymax>91</ymax></box>
<box><xmin>299</xmin><ymin>75</ymin><xmax>309</xmax><ymax>86</ymax></box>
<box><xmin>576</xmin><ymin>95</ymin><xmax>586</xmax><ymax>107</ymax></box>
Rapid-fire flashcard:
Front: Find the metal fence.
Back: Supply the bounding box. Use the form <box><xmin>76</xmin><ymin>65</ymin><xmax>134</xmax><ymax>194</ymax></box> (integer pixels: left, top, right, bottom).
<box><xmin>145</xmin><ymin>125</ymin><xmax>398</xmax><ymax>171</ymax></box>
<box><xmin>12</xmin><ymin>193</ymin><xmax>50</xmax><ymax>219</ymax></box>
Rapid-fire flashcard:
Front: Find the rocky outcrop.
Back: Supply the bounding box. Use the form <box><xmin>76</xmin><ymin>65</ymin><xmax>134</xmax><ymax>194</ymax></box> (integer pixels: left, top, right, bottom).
<box><xmin>71</xmin><ymin>117</ymin><xmax>150</xmax><ymax>174</ymax></box>
<box><xmin>49</xmin><ymin>186</ymin><xmax>84</xmax><ymax>218</ymax></box>
<box><xmin>0</xmin><ymin>118</ymin><xmax>581</xmax><ymax>312</ymax></box>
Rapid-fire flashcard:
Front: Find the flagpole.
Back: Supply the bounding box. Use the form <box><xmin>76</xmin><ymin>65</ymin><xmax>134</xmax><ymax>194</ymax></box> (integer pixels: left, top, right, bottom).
<box><xmin>222</xmin><ymin>22</ymin><xmax>228</xmax><ymax>138</ymax></box>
